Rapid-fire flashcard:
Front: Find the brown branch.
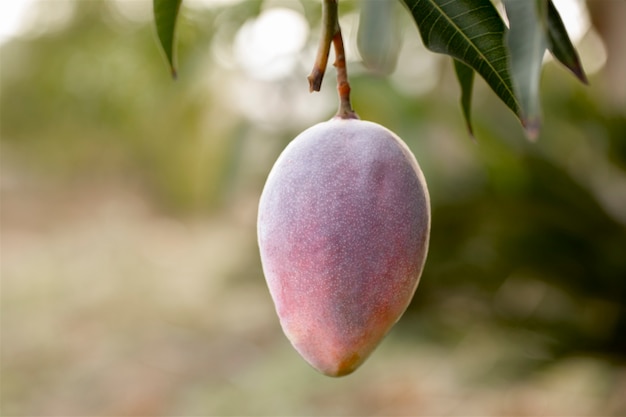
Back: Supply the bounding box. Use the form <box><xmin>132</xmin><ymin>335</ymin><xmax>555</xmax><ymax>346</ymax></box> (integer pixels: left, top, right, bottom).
<box><xmin>307</xmin><ymin>0</ymin><xmax>337</xmax><ymax>92</ymax></box>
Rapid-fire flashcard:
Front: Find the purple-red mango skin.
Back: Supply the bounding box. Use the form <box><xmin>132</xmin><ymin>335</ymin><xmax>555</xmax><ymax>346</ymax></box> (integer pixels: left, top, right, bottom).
<box><xmin>258</xmin><ymin>119</ymin><xmax>430</xmax><ymax>377</ymax></box>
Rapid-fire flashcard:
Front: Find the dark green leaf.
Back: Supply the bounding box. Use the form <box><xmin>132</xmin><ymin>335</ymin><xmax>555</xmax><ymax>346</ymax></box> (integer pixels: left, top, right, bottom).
<box><xmin>401</xmin><ymin>0</ymin><xmax>522</xmax><ymax>121</ymax></box>
<box><xmin>545</xmin><ymin>0</ymin><xmax>588</xmax><ymax>84</ymax></box>
<box><xmin>357</xmin><ymin>0</ymin><xmax>402</xmax><ymax>75</ymax></box>
<box><xmin>503</xmin><ymin>0</ymin><xmax>547</xmax><ymax>140</ymax></box>
<box><xmin>153</xmin><ymin>0</ymin><xmax>182</xmax><ymax>78</ymax></box>
<box><xmin>453</xmin><ymin>59</ymin><xmax>475</xmax><ymax>138</ymax></box>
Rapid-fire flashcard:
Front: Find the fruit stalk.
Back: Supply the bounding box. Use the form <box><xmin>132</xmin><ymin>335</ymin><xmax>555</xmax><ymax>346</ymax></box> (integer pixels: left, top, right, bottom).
<box><xmin>307</xmin><ymin>0</ymin><xmax>357</xmax><ymax>120</ymax></box>
<box><xmin>332</xmin><ymin>24</ymin><xmax>357</xmax><ymax>119</ymax></box>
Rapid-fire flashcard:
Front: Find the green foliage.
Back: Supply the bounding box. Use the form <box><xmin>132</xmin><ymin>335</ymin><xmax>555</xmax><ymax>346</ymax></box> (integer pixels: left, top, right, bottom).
<box><xmin>357</xmin><ymin>0</ymin><xmax>401</xmax><ymax>75</ymax></box>
<box><xmin>453</xmin><ymin>59</ymin><xmax>475</xmax><ymax>137</ymax></box>
<box><xmin>545</xmin><ymin>0</ymin><xmax>588</xmax><ymax>84</ymax></box>
<box><xmin>400</xmin><ymin>0</ymin><xmax>588</xmax><ymax>138</ymax></box>
<box><xmin>152</xmin><ymin>0</ymin><xmax>588</xmax><ymax>138</ymax></box>
<box><xmin>153</xmin><ymin>0</ymin><xmax>182</xmax><ymax>77</ymax></box>
<box><xmin>503</xmin><ymin>0</ymin><xmax>547</xmax><ymax>139</ymax></box>
<box><xmin>401</xmin><ymin>0</ymin><xmax>521</xmax><ymax>132</ymax></box>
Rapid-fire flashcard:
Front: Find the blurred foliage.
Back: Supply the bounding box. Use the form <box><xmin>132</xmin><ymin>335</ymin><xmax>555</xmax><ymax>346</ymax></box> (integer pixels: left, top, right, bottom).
<box><xmin>1</xmin><ymin>0</ymin><xmax>625</xmax><ymax>415</ymax></box>
<box><xmin>1</xmin><ymin>0</ymin><xmax>271</xmax><ymax>212</ymax></box>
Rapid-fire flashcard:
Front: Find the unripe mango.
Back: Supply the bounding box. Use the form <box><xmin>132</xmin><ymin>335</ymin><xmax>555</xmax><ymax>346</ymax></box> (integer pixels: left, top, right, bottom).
<box><xmin>258</xmin><ymin>118</ymin><xmax>430</xmax><ymax>377</ymax></box>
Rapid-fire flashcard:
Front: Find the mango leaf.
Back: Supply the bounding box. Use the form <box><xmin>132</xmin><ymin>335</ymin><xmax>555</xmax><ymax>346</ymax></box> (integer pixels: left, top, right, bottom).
<box><xmin>154</xmin><ymin>0</ymin><xmax>182</xmax><ymax>78</ymax></box>
<box><xmin>453</xmin><ymin>59</ymin><xmax>475</xmax><ymax>138</ymax></box>
<box><xmin>401</xmin><ymin>0</ymin><xmax>522</xmax><ymax>122</ymax></box>
<box><xmin>545</xmin><ymin>0</ymin><xmax>588</xmax><ymax>84</ymax></box>
<box><xmin>357</xmin><ymin>0</ymin><xmax>402</xmax><ymax>75</ymax></box>
<box><xmin>503</xmin><ymin>0</ymin><xmax>547</xmax><ymax>140</ymax></box>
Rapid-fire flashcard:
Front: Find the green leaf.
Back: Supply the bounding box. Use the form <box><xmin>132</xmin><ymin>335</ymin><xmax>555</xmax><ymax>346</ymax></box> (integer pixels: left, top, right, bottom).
<box><xmin>545</xmin><ymin>0</ymin><xmax>588</xmax><ymax>84</ymax></box>
<box><xmin>153</xmin><ymin>0</ymin><xmax>182</xmax><ymax>78</ymax></box>
<box><xmin>357</xmin><ymin>0</ymin><xmax>402</xmax><ymax>75</ymax></box>
<box><xmin>401</xmin><ymin>0</ymin><xmax>522</xmax><ymax>121</ymax></box>
<box><xmin>453</xmin><ymin>59</ymin><xmax>475</xmax><ymax>138</ymax></box>
<box><xmin>503</xmin><ymin>0</ymin><xmax>547</xmax><ymax>140</ymax></box>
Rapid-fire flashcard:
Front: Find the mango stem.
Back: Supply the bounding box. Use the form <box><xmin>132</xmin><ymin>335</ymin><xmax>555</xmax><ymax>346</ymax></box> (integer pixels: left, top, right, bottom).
<box><xmin>307</xmin><ymin>0</ymin><xmax>358</xmax><ymax>120</ymax></box>
<box><xmin>332</xmin><ymin>25</ymin><xmax>357</xmax><ymax>119</ymax></box>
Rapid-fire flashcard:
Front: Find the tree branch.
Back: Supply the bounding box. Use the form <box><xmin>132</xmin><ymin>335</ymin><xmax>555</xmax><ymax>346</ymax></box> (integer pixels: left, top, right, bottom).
<box><xmin>307</xmin><ymin>0</ymin><xmax>337</xmax><ymax>92</ymax></box>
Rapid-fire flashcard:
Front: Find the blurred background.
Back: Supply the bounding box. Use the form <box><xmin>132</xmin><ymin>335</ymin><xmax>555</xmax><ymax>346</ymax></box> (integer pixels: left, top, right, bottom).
<box><xmin>1</xmin><ymin>0</ymin><xmax>625</xmax><ymax>415</ymax></box>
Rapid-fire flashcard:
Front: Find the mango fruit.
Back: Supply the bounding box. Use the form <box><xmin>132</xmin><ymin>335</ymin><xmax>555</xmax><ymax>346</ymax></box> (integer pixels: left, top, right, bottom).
<box><xmin>257</xmin><ymin>118</ymin><xmax>430</xmax><ymax>376</ymax></box>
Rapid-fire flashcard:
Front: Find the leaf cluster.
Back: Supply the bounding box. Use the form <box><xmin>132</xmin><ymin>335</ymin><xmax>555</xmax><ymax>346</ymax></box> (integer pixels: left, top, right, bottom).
<box><xmin>153</xmin><ymin>0</ymin><xmax>587</xmax><ymax>138</ymax></box>
<box><xmin>401</xmin><ymin>0</ymin><xmax>587</xmax><ymax>139</ymax></box>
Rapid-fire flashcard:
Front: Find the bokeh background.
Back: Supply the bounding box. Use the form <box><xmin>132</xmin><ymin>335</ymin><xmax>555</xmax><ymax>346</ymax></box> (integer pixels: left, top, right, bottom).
<box><xmin>1</xmin><ymin>0</ymin><xmax>625</xmax><ymax>415</ymax></box>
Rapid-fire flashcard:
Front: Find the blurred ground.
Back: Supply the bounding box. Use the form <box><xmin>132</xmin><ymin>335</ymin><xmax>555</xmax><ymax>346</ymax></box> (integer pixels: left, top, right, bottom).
<box><xmin>3</xmin><ymin>170</ymin><xmax>625</xmax><ymax>416</ymax></box>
